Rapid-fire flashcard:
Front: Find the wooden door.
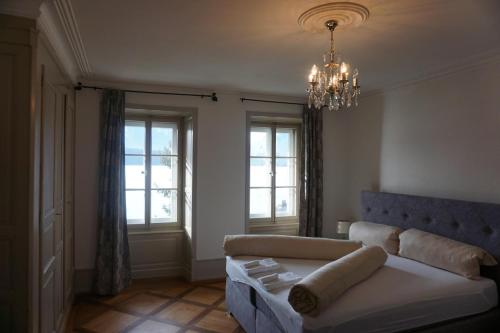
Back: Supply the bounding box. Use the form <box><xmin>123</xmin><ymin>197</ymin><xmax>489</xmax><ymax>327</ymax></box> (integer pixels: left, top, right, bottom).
<box><xmin>40</xmin><ymin>72</ymin><xmax>65</xmax><ymax>333</ymax></box>
<box><xmin>63</xmin><ymin>96</ymin><xmax>75</xmax><ymax>307</ymax></box>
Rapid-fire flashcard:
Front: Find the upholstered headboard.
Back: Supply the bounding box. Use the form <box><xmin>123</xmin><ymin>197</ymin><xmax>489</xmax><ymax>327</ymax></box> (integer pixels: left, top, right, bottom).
<box><xmin>361</xmin><ymin>191</ymin><xmax>500</xmax><ymax>289</ymax></box>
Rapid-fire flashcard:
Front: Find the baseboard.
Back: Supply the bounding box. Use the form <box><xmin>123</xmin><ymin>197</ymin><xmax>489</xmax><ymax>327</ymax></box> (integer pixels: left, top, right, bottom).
<box><xmin>74</xmin><ymin>263</ymin><xmax>188</xmax><ymax>294</ymax></box>
<box><xmin>58</xmin><ymin>297</ymin><xmax>74</xmax><ymax>333</ymax></box>
<box><xmin>131</xmin><ymin>263</ymin><xmax>185</xmax><ymax>279</ymax></box>
<box><xmin>190</xmin><ymin>258</ymin><xmax>226</xmax><ymax>281</ymax></box>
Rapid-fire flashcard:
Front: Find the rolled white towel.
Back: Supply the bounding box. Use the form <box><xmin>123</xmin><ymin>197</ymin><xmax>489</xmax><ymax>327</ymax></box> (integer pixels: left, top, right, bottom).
<box><xmin>224</xmin><ymin>235</ymin><xmax>361</xmax><ymax>260</ymax></box>
<box><xmin>288</xmin><ymin>246</ymin><xmax>387</xmax><ymax>316</ymax></box>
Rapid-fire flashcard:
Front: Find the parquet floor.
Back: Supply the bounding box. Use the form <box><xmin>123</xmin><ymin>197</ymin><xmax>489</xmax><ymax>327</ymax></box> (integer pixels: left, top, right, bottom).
<box><xmin>67</xmin><ymin>277</ymin><xmax>243</xmax><ymax>333</ymax></box>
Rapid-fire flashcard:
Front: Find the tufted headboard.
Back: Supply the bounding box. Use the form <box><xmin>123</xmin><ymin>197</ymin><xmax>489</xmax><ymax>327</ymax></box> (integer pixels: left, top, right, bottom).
<box><xmin>361</xmin><ymin>191</ymin><xmax>500</xmax><ymax>292</ymax></box>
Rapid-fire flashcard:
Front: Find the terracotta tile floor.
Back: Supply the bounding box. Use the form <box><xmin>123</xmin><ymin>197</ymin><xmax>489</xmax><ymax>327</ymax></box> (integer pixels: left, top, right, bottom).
<box><xmin>67</xmin><ymin>277</ymin><xmax>243</xmax><ymax>333</ymax></box>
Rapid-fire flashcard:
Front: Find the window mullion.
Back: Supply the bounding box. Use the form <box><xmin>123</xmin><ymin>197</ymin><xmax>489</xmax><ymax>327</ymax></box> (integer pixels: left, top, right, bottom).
<box><xmin>271</xmin><ymin>125</ymin><xmax>276</xmax><ymax>223</ymax></box>
<box><xmin>145</xmin><ymin>119</ymin><xmax>152</xmax><ymax>229</ymax></box>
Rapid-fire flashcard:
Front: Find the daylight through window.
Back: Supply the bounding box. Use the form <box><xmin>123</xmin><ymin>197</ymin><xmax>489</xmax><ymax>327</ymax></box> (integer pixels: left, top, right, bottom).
<box><xmin>249</xmin><ymin>123</ymin><xmax>299</xmax><ymax>223</ymax></box>
<box><xmin>125</xmin><ymin>118</ymin><xmax>180</xmax><ymax>227</ymax></box>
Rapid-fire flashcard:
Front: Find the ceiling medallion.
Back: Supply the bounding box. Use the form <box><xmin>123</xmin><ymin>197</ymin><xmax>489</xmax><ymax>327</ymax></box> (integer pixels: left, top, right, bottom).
<box><xmin>298</xmin><ymin>2</ymin><xmax>369</xmax><ymax>32</ymax></box>
<box><xmin>301</xmin><ymin>2</ymin><xmax>369</xmax><ymax>111</ymax></box>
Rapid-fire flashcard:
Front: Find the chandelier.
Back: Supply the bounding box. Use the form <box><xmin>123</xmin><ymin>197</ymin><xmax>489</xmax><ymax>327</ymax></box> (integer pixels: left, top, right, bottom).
<box><xmin>306</xmin><ymin>20</ymin><xmax>360</xmax><ymax>111</ymax></box>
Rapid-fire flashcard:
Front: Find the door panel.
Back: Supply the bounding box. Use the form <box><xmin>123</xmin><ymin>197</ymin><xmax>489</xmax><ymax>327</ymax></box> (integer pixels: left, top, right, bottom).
<box><xmin>40</xmin><ymin>77</ymin><xmax>65</xmax><ymax>333</ymax></box>
<box><xmin>40</xmin><ymin>272</ymin><xmax>55</xmax><ymax>333</ymax></box>
<box><xmin>63</xmin><ymin>100</ymin><xmax>75</xmax><ymax>306</ymax></box>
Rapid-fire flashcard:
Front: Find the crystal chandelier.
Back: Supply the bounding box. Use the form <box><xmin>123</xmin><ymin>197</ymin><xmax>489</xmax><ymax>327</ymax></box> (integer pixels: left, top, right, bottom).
<box><xmin>306</xmin><ymin>20</ymin><xmax>360</xmax><ymax>111</ymax></box>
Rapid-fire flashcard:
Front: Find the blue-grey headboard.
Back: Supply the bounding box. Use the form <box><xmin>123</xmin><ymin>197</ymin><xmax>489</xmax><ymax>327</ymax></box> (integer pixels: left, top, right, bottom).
<box><xmin>361</xmin><ymin>191</ymin><xmax>500</xmax><ymax>286</ymax></box>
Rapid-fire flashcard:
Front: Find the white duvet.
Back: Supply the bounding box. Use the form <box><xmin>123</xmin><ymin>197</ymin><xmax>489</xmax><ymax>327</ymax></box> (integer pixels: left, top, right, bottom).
<box><xmin>226</xmin><ymin>254</ymin><xmax>497</xmax><ymax>333</ymax></box>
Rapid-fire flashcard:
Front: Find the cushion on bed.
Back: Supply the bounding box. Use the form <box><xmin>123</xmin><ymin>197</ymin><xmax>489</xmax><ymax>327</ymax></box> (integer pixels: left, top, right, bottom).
<box><xmin>288</xmin><ymin>245</ymin><xmax>387</xmax><ymax>317</ymax></box>
<box><xmin>399</xmin><ymin>228</ymin><xmax>497</xmax><ymax>279</ymax></box>
<box><xmin>349</xmin><ymin>221</ymin><xmax>402</xmax><ymax>254</ymax></box>
<box><xmin>223</xmin><ymin>234</ymin><xmax>361</xmax><ymax>260</ymax></box>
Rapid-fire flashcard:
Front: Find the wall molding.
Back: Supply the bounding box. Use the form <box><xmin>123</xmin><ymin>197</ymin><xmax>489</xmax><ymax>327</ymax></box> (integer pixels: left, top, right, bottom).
<box><xmin>131</xmin><ymin>262</ymin><xmax>186</xmax><ymax>279</ymax></box>
<box><xmin>0</xmin><ymin>1</ymin><xmax>43</xmax><ymax>19</ymax></box>
<box><xmin>363</xmin><ymin>47</ymin><xmax>500</xmax><ymax>98</ymax></box>
<box><xmin>37</xmin><ymin>2</ymin><xmax>79</xmax><ymax>82</ymax></box>
<box><xmin>53</xmin><ymin>0</ymin><xmax>91</xmax><ymax>76</ymax></box>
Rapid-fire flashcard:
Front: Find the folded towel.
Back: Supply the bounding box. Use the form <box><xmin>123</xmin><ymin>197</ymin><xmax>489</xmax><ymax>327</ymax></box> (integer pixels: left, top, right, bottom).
<box><xmin>258</xmin><ymin>273</ymin><xmax>279</xmax><ymax>284</ymax></box>
<box><xmin>241</xmin><ymin>258</ymin><xmax>280</xmax><ymax>275</ymax></box>
<box><xmin>260</xmin><ymin>272</ymin><xmax>301</xmax><ymax>291</ymax></box>
<box><xmin>243</xmin><ymin>260</ymin><xmax>261</xmax><ymax>269</ymax></box>
<box><xmin>288</xmin><ymin>246</ymin><xmax>387</xmax><ymax>317</ymax></box>
<box><xmin>224</xmin><ymin>235</ymin><xmax>361</xmax><ymax>260</ymax></box>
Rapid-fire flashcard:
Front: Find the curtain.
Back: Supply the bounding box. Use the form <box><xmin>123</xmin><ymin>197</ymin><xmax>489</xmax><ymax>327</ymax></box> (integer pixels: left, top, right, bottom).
<box><xmin>94</xmin><ymin>89</ymin><xmax>131</xmax><ymax>295</ymax></box>
<box><xmin>299</xmin><ymin>106</ymin><xmax>323</xmax><ymax>237</ymax></box>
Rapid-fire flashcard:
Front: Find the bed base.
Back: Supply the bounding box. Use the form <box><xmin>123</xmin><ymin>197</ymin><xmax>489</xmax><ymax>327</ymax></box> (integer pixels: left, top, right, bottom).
<box><xmin>227</xmin><ymin>277</ymin><xmax>500</xmax><ymax>333</ymax></box>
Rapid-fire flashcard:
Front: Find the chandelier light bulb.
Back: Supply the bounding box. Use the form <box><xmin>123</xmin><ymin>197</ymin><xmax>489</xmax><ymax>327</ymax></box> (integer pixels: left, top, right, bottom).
<box><xmin>340</xmin><ymin>62</ymin><xmax>348</xmax><ymax>74</ymax></box>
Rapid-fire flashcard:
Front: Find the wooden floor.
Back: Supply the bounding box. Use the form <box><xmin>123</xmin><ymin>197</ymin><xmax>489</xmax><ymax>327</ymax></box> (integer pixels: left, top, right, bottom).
<box><xmin>67</xmin><ymin>277</ymin><xmax>243</xmax><ymax>333</ymax></box>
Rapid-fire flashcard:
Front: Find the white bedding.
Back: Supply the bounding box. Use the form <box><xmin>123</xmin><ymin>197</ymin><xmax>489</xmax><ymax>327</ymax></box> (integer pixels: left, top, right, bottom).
<box><xmin>226</xmin><ymin>254</ymin><xmax>498</xmax><ymax>333</ymax></box>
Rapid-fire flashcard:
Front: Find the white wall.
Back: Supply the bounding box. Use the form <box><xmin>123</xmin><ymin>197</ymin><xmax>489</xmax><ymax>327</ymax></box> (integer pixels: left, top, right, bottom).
<box><xmin>74</xmin><ymin>81</ymin><xmax>348</xmax><ymax>272</ymax></box>
<box><xmin>345</xmin><ymin>60</ymin><xmax>500</xmax><ymax>219</ymax></box>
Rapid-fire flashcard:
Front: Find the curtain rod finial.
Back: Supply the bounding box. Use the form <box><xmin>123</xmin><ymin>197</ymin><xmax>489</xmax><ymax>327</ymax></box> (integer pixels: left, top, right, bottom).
<box><xmin>211</xmin><ymin>92</ymin><xmax>218</xmax><ymax>102</ymax></box>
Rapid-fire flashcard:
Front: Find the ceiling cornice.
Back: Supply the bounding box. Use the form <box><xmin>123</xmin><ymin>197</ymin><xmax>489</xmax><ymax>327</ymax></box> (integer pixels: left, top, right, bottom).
<box><xmin>362</xmin><ymin>47</ymin><xmax>500</xmax><ymax>98</ymax></box>
<box><xmin>0</xmin><ymin>1</ymin><xmax>43</xmax><ymax>19</ymax></box>
<box><xmin>38</xmin><ymin>2</ymin><xmax>79</xmax><ymax>82</ymax></box>
<box><xmin>53</xmin><ymin>0</ymin><xmax>91</xmax><ymax>76</ymax></box>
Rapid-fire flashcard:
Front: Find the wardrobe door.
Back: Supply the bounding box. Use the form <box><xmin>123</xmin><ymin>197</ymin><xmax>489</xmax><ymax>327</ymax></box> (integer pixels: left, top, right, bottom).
<box><xmin>40</xmin><ymin>74</ymin><xmax>65</xmax><ymax>333</ymax></box>
<box><xmin>53</xmin><ymin>90</ymin><xmax>65</xmax><ymax>329</ymax></box>
<box><xmin>0</xmin><ymin>40</ymin><xmax>32</xmax><ymax>333</ymax></box>
<box><xmin>63</xmin><ymin>96</ymin><xmax>75</xmax><ymax>307</ymax></box>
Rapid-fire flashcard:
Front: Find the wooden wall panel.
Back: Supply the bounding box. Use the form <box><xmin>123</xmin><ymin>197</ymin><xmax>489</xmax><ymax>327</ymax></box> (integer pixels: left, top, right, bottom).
<box><xmin>0</xmin><ymin>15</ymin><xmax>35</xmax><ymax>331</ymax></box>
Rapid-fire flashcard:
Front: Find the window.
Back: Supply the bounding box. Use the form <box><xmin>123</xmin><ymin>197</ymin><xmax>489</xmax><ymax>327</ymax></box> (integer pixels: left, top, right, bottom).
<box><xmin>125</xmin><ymin>117</ymin><xmax>181</xmax><ymax>228</ymax></box>
<box><xmin>248</xmin><ymin>123</ymin><xmax>299</xmax><ymax>224</ymax></box>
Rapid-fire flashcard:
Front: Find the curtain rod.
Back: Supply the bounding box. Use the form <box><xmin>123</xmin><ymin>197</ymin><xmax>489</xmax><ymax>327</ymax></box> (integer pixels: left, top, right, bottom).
<box><xmin>240</xmin><ymin>97</ymin><xmax>305</xmax><ymax>106</ymax></box>
<box><xmin>74</xmin><ymin>82</ymin><xmax>218</xmax><ymax>101</ymax></box>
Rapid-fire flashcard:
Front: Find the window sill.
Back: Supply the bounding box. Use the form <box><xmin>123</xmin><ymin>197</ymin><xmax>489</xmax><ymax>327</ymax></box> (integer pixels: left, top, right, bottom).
<box><xmin>248</xmin><ymin>222</ymin><xmax>299</xmax><ymax>235</ymax></box>
<box><xmin>128</xmin><ymin>228</ymin><xmax>185</xmax><ymax>236</ymax></box>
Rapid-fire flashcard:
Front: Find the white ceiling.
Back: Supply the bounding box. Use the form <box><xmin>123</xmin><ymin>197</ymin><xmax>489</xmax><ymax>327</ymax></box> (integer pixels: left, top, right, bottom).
<box><xmin>71</xmin><ymin>0</ymin><xmax>500</xmax><ymax>96</ymax></box>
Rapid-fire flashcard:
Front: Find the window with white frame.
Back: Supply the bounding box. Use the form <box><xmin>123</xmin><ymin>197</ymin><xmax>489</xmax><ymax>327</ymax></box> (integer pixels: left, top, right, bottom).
<box><xmin>248</xmin><ymin>123</ymin><xmax>299</xmax><ymax>224</ymax></box>
<box><xmin>125</xmin><ymin>117</ymin><xmax>181</xmax><ymax>228</ymax></box>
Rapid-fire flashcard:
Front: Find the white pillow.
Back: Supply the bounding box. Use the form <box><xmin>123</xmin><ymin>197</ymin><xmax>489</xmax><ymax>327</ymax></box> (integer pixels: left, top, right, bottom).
<box><xmin>349</xmin><ymin>221</ymin><xmax>402</xmax><ymax>255</ymax></box>
<box><xmin>399</xmin><ymin>228</ymin><xmax>497</xmax><ymax>279</ymax></box>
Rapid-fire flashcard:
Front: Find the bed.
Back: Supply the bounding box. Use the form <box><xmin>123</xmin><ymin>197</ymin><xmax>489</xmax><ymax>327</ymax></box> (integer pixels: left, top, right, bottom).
<box><xmin>226</xmin><ymin>191</ymin><xmax>500</xmax><ymax>332</ymax></box>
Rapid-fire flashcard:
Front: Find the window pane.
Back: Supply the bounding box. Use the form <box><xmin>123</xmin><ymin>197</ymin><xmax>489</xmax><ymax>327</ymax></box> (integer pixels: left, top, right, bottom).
<box><xmin>151</xmin><ymin>156</ymin><xmax>177</xmax><ymax>189</ymax></box>
<box><xmin>276</xmin><ymin>158</ymin><xmax>296</xmax><ymax>187</ymax></box>
<box><xmin>152</xmin><ymin>122</ymin><xmax>177</xmax><ymax>155</ymax></box>
<box><xmin>125</xmin><ymin>156</ymin><xmax>145</xmax><ymax>189</ymax></box>
<box><xmin>250</xmin><ymin>158</ymin><xmax>272</xmax><ymax>187</ymax></box>
<box><xmin>276</xmin><ymin>188</ymin><xmax>296</xmax><ymax>217</ymax></box>
<box><xmin>250</xmin><ymin>127</ymin><xmax>272</xmax><ymax>157</ymax></box>
<box><xmin>151</xmin><ymin>190</ymin><xmax>177</xmax><ymax>223</ymax></box>
<box><xmin>126</xmin><ymin>190</ymin><xmax>145</xmax><ymax>223</ymax></box>
<box><xmin>276</xmin><ymin>128</ymin><xmax>295</xmax><ymax>157</ymax></box>
<box><xmin>125</xmin><ymin>121</ymin><xmax>145</xmax><ymax>154</ymax></box>
<box><xmin>250</xmin><ymin>188</ymin><xmax>271</xmax><ymax>219</ymax></box>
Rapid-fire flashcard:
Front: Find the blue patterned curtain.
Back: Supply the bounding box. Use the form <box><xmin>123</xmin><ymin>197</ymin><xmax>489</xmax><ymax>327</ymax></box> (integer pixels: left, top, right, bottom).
<box><xmin>299</xmin><ymin>106</ymin><xmax>323</xmax><ymax>237</ymax></box>
<box><xmin>94</xmin><ymin>89</ymin><xmax>131</xmax><ymax>295</ymax></box>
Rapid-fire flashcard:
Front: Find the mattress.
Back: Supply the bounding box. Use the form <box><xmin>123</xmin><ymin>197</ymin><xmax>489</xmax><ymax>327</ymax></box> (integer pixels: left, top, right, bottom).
<box><xmin>226</xmin><ymin>254</ymin><xmax>498</xmax><ymax>333</ymax></box>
